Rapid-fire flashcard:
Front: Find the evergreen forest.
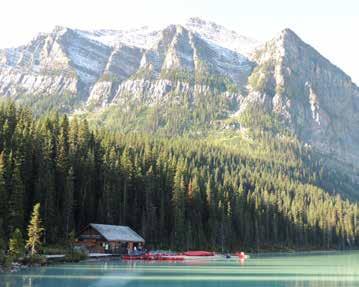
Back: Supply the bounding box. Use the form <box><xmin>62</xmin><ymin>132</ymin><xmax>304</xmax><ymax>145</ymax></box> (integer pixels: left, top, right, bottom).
<box><xmin>0</xmin><ymin>101</ymin><xmax>358</xmax><ymax>252</ymax></box>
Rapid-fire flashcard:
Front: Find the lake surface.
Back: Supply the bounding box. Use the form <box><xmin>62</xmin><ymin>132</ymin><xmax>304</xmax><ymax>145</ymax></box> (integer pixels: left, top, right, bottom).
<box><xmin>1</xmin><ymin>251</ymin><xmax>358</xmax><ymax>287</ymax></box>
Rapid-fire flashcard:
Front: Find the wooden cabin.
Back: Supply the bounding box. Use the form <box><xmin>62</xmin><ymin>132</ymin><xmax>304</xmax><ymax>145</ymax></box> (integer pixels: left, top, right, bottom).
<box><xmin>78</xmin><ymin>223</ymin><xmax>145</xmax><ymax>254</ymax></box>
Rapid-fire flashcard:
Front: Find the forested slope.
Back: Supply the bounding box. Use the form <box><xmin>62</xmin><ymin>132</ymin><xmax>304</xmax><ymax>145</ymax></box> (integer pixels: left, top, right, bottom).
<box><xmin>0</xmin><ymin>101</ymin><xmax>358</xmax><ymax>251</ymax></box>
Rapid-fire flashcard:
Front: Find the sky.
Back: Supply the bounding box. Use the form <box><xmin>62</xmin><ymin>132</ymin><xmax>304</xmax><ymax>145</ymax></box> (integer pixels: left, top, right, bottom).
<box><xmin>0</xmin><ymin>0</ymin><xmax>358</xmax><ymax>84</ymax></box>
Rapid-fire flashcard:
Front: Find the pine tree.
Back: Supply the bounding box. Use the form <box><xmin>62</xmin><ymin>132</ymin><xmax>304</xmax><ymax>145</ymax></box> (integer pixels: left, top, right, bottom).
<box><xmin>26</xmin><ymin>203</ymin><xmax>44</xmax><ymax>256</ymax></box>
<box><xmin>63</xmin><ymin>168</ymin><xmax>75</xmax><ymax>235</ymax></box>
<box><xmin>120</xmin><ymin>148</ymin><xmax>132</xmax><ymax>224</ymax></box>
<box><xmin>0</xmin><ymin>218</ymin><xmax>6</xmax><ymax>257</ymax></box>
<box><xmin>8</xmin><ymin>160</ymin><xmax>25</xmax><ymax>232</ymax></box>
<box><xmin>206</xmin><ymin>177</ymin><xmax>217</xmax><ymax>248</ymax></box>
<box><xmin>172</xmin><ymin>164</ymin><xmax>186</xmax><ymax>248</ymax></box>
<box><xmin>0</xmin><ymin>153</ymin><xmax>6</xmax><ymax>234</ymax></box>
<box><xmin>67</xmin><ymin>230</ymin><xmax>76</xmax><ymax>259</ymax></box>
<box><xmin>41</xmin><ymin>130</ymin><xmax>57</xmax><ymax>243</ymax></box>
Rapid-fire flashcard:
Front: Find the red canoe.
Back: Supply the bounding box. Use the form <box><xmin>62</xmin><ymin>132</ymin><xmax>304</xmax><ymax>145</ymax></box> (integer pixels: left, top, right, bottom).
<box><xmin>182</xmin><ymin>251</ymin><xmax>215</xmax><ymax>257</ymax></box>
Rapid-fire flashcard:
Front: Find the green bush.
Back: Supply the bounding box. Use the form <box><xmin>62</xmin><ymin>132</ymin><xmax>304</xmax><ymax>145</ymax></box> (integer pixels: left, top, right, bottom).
<box><xmin>3</xmin><ymin>255</ymin><xmax>14</xmax><ymax>269</ymax></box>
<box><xmin>9</xmin><ymin>229</ymin><xmax>25</xmax><ymax>259</ymax></box>
<box><xmin>21</xmin><ymin>254</ymin><xmax>46</xmax><ymax>266</ymax></box>
<box><xmin>64</xmin><ymin>250</ymin><xmax>87</xmax><ymax>262</ymax></box>
<box><xmin>41</xmin><ymin>244</ymin><xmax>67</xmax><ymax>255</ymax></box>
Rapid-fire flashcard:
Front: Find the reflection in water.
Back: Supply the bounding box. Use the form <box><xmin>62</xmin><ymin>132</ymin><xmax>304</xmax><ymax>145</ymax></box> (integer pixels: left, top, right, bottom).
<box><xmin>87</xmin><ymin>268</ymin><xmax>141</xmax><ymax>287</ymax></box>
<box><xmin>0</xmin><ymin>252</ymin><xmax>358</xmax><ymax>287</ymax></box>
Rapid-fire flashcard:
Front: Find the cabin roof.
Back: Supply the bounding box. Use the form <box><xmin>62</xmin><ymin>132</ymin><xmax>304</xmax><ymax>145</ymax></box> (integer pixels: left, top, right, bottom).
<box><xmin>89</xmin><ymin>223</ymin><xmax>145</xmax><ymax>243</ymax></box>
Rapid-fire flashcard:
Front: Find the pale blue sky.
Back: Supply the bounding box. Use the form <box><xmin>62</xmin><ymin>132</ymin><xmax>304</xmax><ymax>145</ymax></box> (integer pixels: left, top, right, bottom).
<box><xmin>0</xmin><ymin>0</ymin><xmax>358</xmax><ymax>83</ymax></box>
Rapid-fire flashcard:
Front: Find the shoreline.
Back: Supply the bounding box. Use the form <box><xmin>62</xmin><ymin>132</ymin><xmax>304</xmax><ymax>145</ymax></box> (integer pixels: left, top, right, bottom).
<box><xmin>0</xmin><ymin>254</ymin><xmax>121</xmax><ymax>273</ymax></box>
<box><xmin>2</xmin><ymin>248</ymin><xmax>358</xmax><ymax>273</ymax></box>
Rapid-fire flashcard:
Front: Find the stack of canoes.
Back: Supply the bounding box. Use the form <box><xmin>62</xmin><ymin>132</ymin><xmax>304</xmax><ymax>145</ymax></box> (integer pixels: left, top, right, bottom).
<box><xmin>121</xmin><ymin>250</ymin><xmax>248</xmax><ymax>261</ymax></box>
<box><xmin>122</xmin><ymin>253</ymin><xmax>184</xmax><ymax>261</ymax></box>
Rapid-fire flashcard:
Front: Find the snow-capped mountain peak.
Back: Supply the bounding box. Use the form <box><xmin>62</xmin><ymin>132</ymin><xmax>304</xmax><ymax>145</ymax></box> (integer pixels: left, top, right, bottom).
<box><xmin>50</xmin><ymin>18</ymin><xmax>260</xmax><ymax>55</ymax></box>
<box><xmin>74</xmin><ymin>26</ymin><xmax>163</xmax><ymax>49</ymax></box>
<box><xmin>184</xmin><ymin>17</ymin><xmax>260</xmax><ymax>56</ymax></box>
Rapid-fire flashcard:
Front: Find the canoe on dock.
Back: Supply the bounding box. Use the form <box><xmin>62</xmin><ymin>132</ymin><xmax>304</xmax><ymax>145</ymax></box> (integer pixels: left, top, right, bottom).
<box><xmin>181</xmin><ymin>251</ymin><xmax>215</xmax><ymax>257</ymax></box>
<box><xmin>122</xmin><ymin>254</ymin><xmax>184</xmax><ymax>261</ymax></box>
<box><xmin>121</xmin><ymin>250</ymin><xmax>248</xmax><ymax>261</ymax></box>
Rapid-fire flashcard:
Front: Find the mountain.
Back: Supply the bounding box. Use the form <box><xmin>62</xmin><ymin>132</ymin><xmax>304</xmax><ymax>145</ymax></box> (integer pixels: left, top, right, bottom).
<box><xmin>0</xmin><ymin>19</ymin><xmax>359</xmax><ymax>251</ymax></box>
<box><xmin>0</xmin><ymin>18</ymin><xmax>359</xmax><ymax>175</ymax></box>
<box><xmin>0</xmin><ymin>18</ymin><xmax>254</xmax><ymax>113</ymax></box>
<box><xmin>244</xmin><ymin>29</ymin><xmax>359</xmax><ymax>170</ymax></box>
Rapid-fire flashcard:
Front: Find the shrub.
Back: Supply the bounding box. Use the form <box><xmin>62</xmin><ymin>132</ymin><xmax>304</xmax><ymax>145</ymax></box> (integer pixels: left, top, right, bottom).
<box><xmin>21</xmin><ymin>254</ymin><xmax>46</xmax><ymax>266</ymax></box>
<box><xmin>2</xmin><ymin>255</ymin><xmax>14</xmax><ymax>269</ymax></box>
<box><xmin>41</xmin><ymin>244</ymin><xmax>67</xmax><ymax>255</ymax></box>
<box><xmin>9</xmin><ymin>229</ymin><xmax>25</xmax><ymax>259</ymax></box>
<box><xmin>64</xmin><ymin>250</ymin><xmax>87</xmax><ymax>262</ymax></box>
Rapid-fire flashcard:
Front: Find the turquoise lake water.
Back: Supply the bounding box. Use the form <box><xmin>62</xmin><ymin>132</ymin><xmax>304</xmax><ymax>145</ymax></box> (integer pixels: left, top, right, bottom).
<box><xmin>1</xmin><ymin>251</ymin><xmax>358</xmax><ymax>287</ymax></box>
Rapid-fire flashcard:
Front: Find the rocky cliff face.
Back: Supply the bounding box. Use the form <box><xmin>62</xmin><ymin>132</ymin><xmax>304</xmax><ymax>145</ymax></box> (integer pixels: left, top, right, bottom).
<box><xmin>0</xmin><ymin>19</ymin><xmax>253</xmax><ymax>114</ymax></box>
<box><xmin>0</xmin><ymin>19</ymin><xmax>358</xmax><ymax>170</ymax></box>
<box><xmin>106</xmin><ymin>24</ymin><xmax>252</xmax><ymax>109</ymax></box>
<box><xmin>246</xmin><ymin>29</ymin><xmax>359</xmax><ymax>168</ymax></box>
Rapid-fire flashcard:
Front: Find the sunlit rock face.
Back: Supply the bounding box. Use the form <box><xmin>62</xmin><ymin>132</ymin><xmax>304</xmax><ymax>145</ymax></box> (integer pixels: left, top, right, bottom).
<box><xmin>246</xmin><ymin>29</ymin><xmax>359</xmax><ymax>168</ymax></box>
<box><xmin>1</xmin><ymin>19</ymin><xmax>359</xmax><ymax>171</ymax></box>
<box><xmin>0</xmin><ymin>19</ymin><xmax>253</xmax><ymax>112</ymax></box>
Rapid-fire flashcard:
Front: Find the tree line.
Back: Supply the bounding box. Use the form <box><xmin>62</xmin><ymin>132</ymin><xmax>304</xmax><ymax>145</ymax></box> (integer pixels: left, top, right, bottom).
<box><xmin>0</xmin><ymin>101</ymin><xmax>358</xmax><ymax>252</ymax></box>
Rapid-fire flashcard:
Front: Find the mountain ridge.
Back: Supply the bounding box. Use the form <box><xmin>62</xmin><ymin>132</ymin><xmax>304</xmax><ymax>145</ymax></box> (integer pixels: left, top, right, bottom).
<box><xmin>0</xmin><ymin>18</ymin><xmax>358</xmax><ymax>176</ymax></box>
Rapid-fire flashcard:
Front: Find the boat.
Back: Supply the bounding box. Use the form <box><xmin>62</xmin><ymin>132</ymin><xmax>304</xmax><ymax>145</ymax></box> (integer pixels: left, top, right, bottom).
<box><xmin>181</xmin><ymin>251</ymin><xmax>215</xmax><ymax>257</ymax></box>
